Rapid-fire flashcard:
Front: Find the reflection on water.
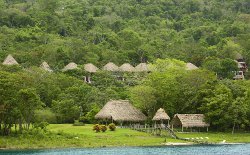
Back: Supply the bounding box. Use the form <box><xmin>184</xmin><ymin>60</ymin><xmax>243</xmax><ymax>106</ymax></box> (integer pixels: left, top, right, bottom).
<box><xmin>0</xmin><ymin>144</ymin><xmax>250</xmax><ymax>155</ymax></box>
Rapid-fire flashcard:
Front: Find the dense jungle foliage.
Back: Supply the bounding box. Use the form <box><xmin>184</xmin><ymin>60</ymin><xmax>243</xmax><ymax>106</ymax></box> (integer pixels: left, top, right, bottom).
<box><xmin>0</xmin><ymin>0</ymin><xmax>250</xmax><ymax>135</ymax></box>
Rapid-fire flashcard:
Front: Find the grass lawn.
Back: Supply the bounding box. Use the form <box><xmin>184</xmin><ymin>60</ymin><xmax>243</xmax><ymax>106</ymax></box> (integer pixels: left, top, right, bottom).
<box><xmin>176</xmin><ymin>132</ymin><xmax>250</xmax><ymax>143</ymax></box>
<box><xmin>0</xmin><ymin>124</ymin><xmax>181</xmax><ymax>149</ymax></box>
<box><xmin>0</xmin><ymin>124</ymin><xmax>249</xmax><ymax>149</ymax></box>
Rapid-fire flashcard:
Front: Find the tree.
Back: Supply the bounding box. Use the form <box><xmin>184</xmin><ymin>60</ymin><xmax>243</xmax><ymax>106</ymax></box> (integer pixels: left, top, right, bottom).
<box><xmin>202</xmin><ymin>57</ymin><xmax>238</xmax><ymax>79</ymax></box>
<box><xmin>17</xmin><ymin>88</ymin><xmax>43</xmax><ymax>130</ymax></box>
<box><xmin>129</xmin><ymin>85</ymin><xmax>157</xmax><ymax>117</ymax></box>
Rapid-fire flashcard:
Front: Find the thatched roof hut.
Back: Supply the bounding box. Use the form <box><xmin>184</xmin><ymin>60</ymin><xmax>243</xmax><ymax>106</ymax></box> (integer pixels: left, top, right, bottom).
<box><xmin>95</xmin><ymin>100</ymin><xmax>147</xmax><ymax>122</ymax></box>
<box><xmin>84</xmin><ymin>63</ymin><xmax>99</xmax><ymax>73</ymax></box>
<box><xmin>103</xmin><ymin>62</ymin><xmax>119</xmax><ymax>72</ymax></box>
<box><xmin>62</xmin><ymin>62</ymin><xmax>78</xmax><ymax>71</ymax></box>
<box><xmin>40</xmin><ymin>61</ymin><xmax>53</xmax><ymax>72</ymax></box>
<box><xmin>186</xmin><ymin>63</ymin><xmax>198</xmax><ymax>70</ymax></box>
<box><xmin>171</xmin><ymin>114</ymin><xmax>209</xmax><ymax>128</ymax></box>
<box><xmin>119</xmin><ymin>63</ymin><xmax>135</xmax><ymax>72</ymax></box>
<box><xmin>2</xmin><ymin>54</ymin><xmax>18</xmax><ymax>65</ymax></box>
<box><xmin>152</xmin><ymin>108</ymin><xmax>170</xmax><ymax>121</ymax></box>
<box><xmin>135</xmin><ymin>63</ymin><xmax>149</xmax><ymax>72</ymax></box>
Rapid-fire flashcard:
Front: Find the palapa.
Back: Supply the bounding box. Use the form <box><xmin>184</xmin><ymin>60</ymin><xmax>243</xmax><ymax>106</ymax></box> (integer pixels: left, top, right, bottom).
<box><xmin>135</xmin><ymin>63</ymin><xmax>149</xmax><ymax>72</ymax></box>
<box><xmin>171</xmin><ymin>114</ymin><xmax>209</xmax><ymax>128</ymax></box>
<box><xmin>62</xmin><ymin>62</ymin><xmax>78</xmax><ymax>71</ymax></box>
<box><xmin>40</xmin><ymin>61</ymin><xmax>53</xmax><ymax>72</ymax></box>
<box><xmin>2</xmin><ymin>54</ymin><xmax>18</xmax><ymax>65</ymax></box>
<box><xmin>152</xmin><ymin>108</ymin><xmax>170</xmax><ymax>121</ymax></box>
<box><xmin>103</xmin><ymin>62</ymin><xmax>119</xmax><ymax>72</ymax></box>
<box><xmin>95</xmin><ymin>100</ymin><xmax>147</xmax><ymax>122</ymax></box>
<box><xmin>119</xmin><ymin>63</ymin><xmax>135</xmax><ymax>72</ymax></box>
<box><xmin>186</xmin><ymin>63</ymin><xmax>198</xmax><ymax>70</ymax></box>
<box><xmin>84</xmin><ymin>63</ymin><xmax>99</xmax><ymax>73</ymax></box>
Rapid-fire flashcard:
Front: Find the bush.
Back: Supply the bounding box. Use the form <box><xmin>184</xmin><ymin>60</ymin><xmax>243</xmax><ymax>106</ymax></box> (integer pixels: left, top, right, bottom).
<box><xmin>73</xmin><ymin>120</ymin><xmax>85</xmax><ymax>126</ymax></box>
<box><xmin>100</xmin><ymin>125</ymin><xmax>107</xmax><ymax>132</ymax></box>
<box><xmin>108</xmin><ymin>123</ymin><xmax>116</xmax><ymax>131</ymax></box>
<box><xmin>33</xmin><ymin>122</ymin><xmax>49</xmax><ymax>131</ymax></box>
<box><xmin>93</xmin><ymin>124</ymin><xmax>101</xmax><ymax>132</ymax></box>
<box><xmin>34</xmin><ymin>108</ymin><xmax>57</xmax><ymax>123</ymax></box>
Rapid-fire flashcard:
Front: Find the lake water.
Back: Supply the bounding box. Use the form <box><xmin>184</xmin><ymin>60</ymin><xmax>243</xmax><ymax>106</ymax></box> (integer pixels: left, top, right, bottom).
<box><xmin>1</xmin><ymin>144</ymin><xmax>250</xmax><ymax>155</ymax></box>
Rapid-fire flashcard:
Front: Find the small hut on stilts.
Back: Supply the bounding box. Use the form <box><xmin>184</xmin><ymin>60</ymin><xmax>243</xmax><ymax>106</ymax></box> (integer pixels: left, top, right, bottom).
<box><xmin>118</xmin><ymin>63</ymin><xmax>135</xmax><ymax>82</ymax></box>
<box><xmin>84</xmin><ymin>63</ymin><xmax>99</xmax><ymax>83</ymax></box>
<box><xmin>62</xmin><ymin>62</ymin><xmax>78</xmax><ymax>72</ymax></box>
<box><xmin>186</xmin><ymin>63</ymin><xmax>198</xmax><ymax>70</ymax></box>
<box><xmin>103</xmin><ymin>62</ymin><xmax>119</xmax><ymax>72</ymax></box>
<box><xmin>2</xmin><ymin>54</ymin><xmax>19</xmax><ymax>66</ymax></box>
<box><xmin>95</xmin><ymin>100</ymin><xmax>146</xmax><ymax>128</ymax></box>
<box><xmin>152</xmin><ymin>108</ymin><xmax>170</xmax><ymax>129</ymax></box>
<box><xmin>135</xmin><ymin>63</ymin><xmax>150</xmax><ymax>72</ymax></box>
<box><xmin>40</xmin><ymin>61</ymin><xmax>53</xmax><ymax>72</ymax></box>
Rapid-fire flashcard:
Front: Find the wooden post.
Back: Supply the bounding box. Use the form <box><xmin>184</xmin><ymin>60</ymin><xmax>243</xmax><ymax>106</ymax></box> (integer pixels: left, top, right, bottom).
<box><xmin>207</xmin><ymin>127</ymin><xmax>208</xmax><ymax>132</ymax></box>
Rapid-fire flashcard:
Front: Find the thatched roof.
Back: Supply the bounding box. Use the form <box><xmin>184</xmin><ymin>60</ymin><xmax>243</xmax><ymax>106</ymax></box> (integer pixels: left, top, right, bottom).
<box><xmin>103</xmin><ymin>62</ymin><xmax>119</xmax><ymax>72</ymax></box>
<box><xmin>119</xmin><ymin>63</ymin><xmax>135</xmax><ymax>72</ymax></box>
<box><xmin>152</xmin><ymin>108</ymin><xmax>170</xmax><ymax>121</ymax></box>
<box><xmin>62</xmin><ymin>62</ymin><xmax>78</xmax><ymax>71</ymax></box>
<box><xmin>2</xmin><ymin>54</ymin><xmax>18</xmax><ymax>65</ymax></box>
<box><xmin>84</xmin><ymin>63</ymin><xmax>99</xmax><ymax>73</ymax></box>
<box><xmin>186</xmin><ymin>63</ymin><xmax>198</xmax><ymax>70</ymax></box>
<box><xmin>171</xmin><ymin>114</ymin><xmax>209</xmax><ymax>128</ymax></box>
<box><xmin>40</xmin><ymin>61</ymin><xmax>53</xmax><ymax>72</ymax></box>
<box><xmin>95</xmin><ymin>100</ymin><xmax>147</xmax><ymax>122</ymax></box>
<box><xmin>135</xmin><ymin>63</ymin><xmax>149</xmax><ymax>72</ymax></box>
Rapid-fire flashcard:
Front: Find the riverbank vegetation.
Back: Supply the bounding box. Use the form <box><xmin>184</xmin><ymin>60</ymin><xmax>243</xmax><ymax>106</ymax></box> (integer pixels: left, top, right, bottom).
<box><xmin>1</xmin><ymin>124</ymin><xmax>250</xmax><ymax>149</ymax></box>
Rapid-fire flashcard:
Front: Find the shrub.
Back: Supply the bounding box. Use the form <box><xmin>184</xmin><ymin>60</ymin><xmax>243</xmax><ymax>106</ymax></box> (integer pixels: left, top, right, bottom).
<box><xmin>34</xmin><ymin>108</ymin><xmax>57</xmax><ymax>123</ymax></box>
<box><xmin>33</xmin><ymin>122</ymin><xmax>49</xmax><ymax>131</ymax></box>
<box><xmin>93</xmin><ymin>124</ymin><xmax>101</xmax><ymax>132</ymax></box>
<box><xmin>108</xmin><ymin>123</ymin><xmax>116</xmax><ymax>131</ymax></box>
<box><xmin>100</xmin><ymin>125</ymin><xmax>107</xmax><ymax>132</ymax></box>
<box><xmin>73</xmin><ymin>120</ymin><xmax>85</xmax><ymax>126</ymax></box>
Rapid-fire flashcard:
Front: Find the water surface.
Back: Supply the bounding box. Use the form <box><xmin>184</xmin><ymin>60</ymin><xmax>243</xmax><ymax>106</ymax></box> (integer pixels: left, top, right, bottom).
<box><xmin>1</xmin><ymin>144</ymin><xmax>250</xmax><ymax>155</ymax></box>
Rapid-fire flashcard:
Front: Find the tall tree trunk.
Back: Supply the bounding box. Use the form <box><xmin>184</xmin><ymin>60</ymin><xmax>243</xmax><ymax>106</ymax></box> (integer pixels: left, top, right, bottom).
<box><xmin>19</xmin><ymin>118</ymin><xmax>23</xmax><ymax>133</ymax></box>
<box><xmin>232</xmin><ymin>122</ymin><xmax>236</xmax><ymax>134</ymax></box>
<box><xmin>15</xmin><ymin>122</ymin><xmax>17</xmax><ymax>133</ymax></box>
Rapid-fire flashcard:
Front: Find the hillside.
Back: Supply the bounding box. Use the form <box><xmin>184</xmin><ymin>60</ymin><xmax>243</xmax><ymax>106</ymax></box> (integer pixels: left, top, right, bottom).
<box><xmin>0</xmin><ymin>0</ymin><xmax>249</xmax><ymax>69</ymax></box>
<box><xmin>0</xmin><ymin>0</ymin><xmax>250</xmax><ymax>136</ymax></box>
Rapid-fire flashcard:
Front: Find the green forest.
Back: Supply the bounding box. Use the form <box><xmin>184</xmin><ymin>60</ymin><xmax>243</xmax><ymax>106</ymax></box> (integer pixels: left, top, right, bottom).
<box><xmin>0</xmin><ymin>0</ymin><xmax>250</xmax><ymax>136</ymax></box>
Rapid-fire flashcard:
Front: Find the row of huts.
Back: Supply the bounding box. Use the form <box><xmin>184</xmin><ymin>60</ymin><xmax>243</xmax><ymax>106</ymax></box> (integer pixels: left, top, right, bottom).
<box><xmin>2</xmin><ymin>54</ymin><xmax>199</xmax><ymax>72</ymax></box>
<box><xmin>95</xmin><ymin>100</ymin><xmax>209</xmax><ymax>132</ymax></box>
<box><xmin>1</xmin><ymin>54</ymin><xmax>199</xmax><ymax>83</ymax></box>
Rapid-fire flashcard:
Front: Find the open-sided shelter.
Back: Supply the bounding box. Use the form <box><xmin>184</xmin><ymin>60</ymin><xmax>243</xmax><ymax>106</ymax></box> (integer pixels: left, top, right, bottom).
<box><xmin>171</xmin><ymin>114</ymin><xmax>209</xmax><ymax>132</ymax></box>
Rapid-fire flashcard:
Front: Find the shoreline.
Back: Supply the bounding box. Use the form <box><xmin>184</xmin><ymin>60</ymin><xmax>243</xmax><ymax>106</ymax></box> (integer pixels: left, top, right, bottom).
<box><xmin>0</xmin><ymin>142</ymin><xmax>248</xmax><ymax>151</ymax></box>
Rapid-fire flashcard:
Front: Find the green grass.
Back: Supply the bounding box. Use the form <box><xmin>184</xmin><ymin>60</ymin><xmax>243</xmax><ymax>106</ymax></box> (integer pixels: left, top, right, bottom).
<box><xmin>176</xmin><ymin>132</ymin><xmax>250</xmax><ymax>143</ymax></box>
<box><xmin>0</xmin><ymin>124</ymin><xmax>181</xmax><ymax>149</ymax></box>
<box><xmin>0</xmin><ymin>124</ymin><xmax>249</xmax><ymax>149</ymax></box>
